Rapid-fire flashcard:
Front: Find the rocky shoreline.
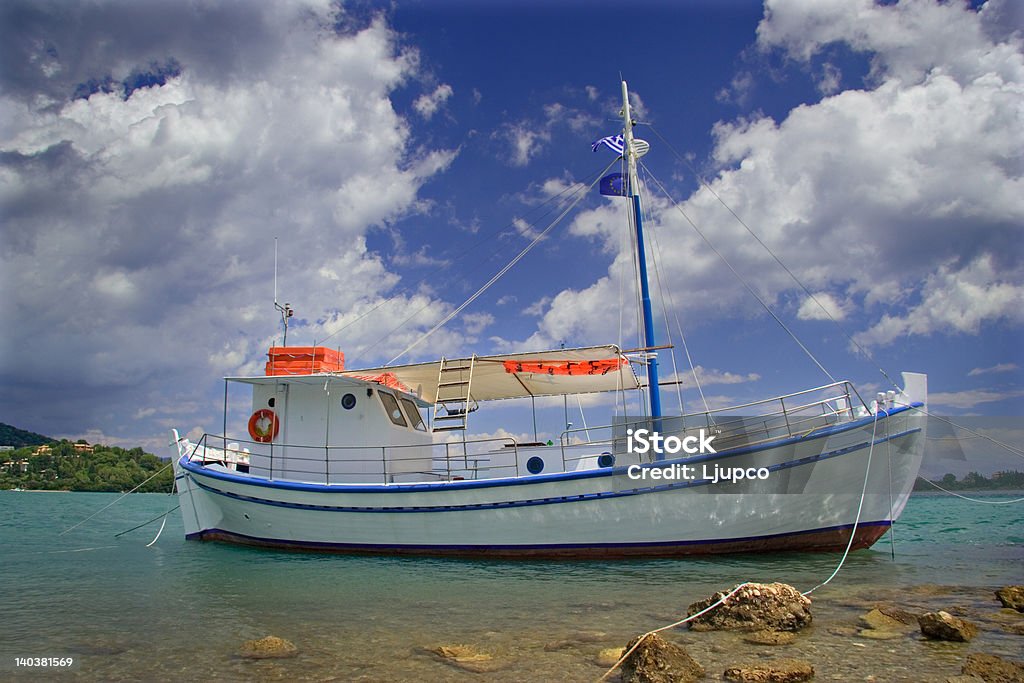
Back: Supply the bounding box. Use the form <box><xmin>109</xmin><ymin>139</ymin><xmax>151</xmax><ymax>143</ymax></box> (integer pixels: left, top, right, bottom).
<box><xmin>227</xmin><ymin>583</ymin><xmax>1024</xmax><ymax>682</ymax></box>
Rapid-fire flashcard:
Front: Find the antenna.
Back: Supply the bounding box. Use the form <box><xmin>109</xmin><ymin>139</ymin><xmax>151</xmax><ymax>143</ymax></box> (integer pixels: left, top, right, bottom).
<box><xmin>273</xmin><ymin>237</ymin><xmax>293</xmax><ymax>346</ymax></box>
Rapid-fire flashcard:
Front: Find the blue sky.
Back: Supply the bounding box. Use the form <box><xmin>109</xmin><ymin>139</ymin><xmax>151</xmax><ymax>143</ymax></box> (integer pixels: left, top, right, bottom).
<box><xmin>1</xmin><ymin>0</ymin><xmax>1021</xmax><ymax>473</ymax></box>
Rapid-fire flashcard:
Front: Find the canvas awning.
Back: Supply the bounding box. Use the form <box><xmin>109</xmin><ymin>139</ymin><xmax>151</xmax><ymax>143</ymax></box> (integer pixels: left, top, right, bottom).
<box><xmin>340</xmin><ymin>344</ymin><xmax>640</xmax><ymax>403</ymax></box>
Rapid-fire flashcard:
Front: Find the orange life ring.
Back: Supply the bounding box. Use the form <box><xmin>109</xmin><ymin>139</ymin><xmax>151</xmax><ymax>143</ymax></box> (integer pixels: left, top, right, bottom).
<box><xmin>248</xmin><ymin>409</ymin><xmax>280</xmax><ymax>443</ymax></box>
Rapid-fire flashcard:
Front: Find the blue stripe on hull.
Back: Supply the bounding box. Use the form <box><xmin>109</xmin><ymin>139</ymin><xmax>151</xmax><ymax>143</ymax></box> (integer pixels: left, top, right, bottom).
<box><xmin>186</xmin><ymin>426</ymin><xmax>920</xmax><ymax>514</ymax></box>
<box><xmin>179</xmin><ymin>403</ymin><xmax>923</xmax><ymax>496</ymax></box>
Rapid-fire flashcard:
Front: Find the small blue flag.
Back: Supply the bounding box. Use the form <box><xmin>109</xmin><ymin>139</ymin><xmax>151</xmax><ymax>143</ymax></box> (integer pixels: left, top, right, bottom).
<box><xmin>599</xmin><ymin>173</ymin><xmax>629</xmax><ymax>197</ymax></box>
<box><xmin>592</xmin><ymin>134</ymin><xmax>624</xmax><ymax>155</ymax></box>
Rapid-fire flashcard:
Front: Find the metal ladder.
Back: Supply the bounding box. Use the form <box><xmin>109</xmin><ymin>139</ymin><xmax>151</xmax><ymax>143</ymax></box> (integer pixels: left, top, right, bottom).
<box><xmin>432</xmin><ymin>356</ymin><xmax>477</xmax><ymax>434</ymax></box>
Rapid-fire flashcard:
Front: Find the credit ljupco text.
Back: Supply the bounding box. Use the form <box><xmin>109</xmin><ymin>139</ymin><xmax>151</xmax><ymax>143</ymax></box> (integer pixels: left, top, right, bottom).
<box><xmin>625</xmin><ymin>428</ymin><xmax>770</xmax><ymax>484</ymax></box>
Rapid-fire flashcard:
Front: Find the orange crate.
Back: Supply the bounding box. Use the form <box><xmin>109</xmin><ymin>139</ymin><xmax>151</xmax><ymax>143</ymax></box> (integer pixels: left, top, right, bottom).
<box><xmin>265</xmin><ymin>346</ymin><xmax>344</xmax><ymax>375</ymax></box>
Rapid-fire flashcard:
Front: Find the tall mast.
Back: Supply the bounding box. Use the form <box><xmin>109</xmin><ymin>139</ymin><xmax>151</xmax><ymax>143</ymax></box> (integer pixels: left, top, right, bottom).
<box><xmin>620</xmin><ymin>81</ymin><xmax>663</xmax><ymax>437</ymax></box>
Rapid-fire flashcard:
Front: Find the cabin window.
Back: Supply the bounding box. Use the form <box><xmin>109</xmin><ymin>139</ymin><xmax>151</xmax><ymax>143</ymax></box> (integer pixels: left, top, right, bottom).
<box><xmin>379</xmin><ymin>392</ymin><xmax>407</xmax><ymax>427</ymax></box>
<box><xmin>341</xmin><ymin>393</ymin><xmax>356</xmax><ymax>410</ymax></box>
<box><xmin>399</xmin><ymin>397</ymin><xmax>426</xmax><ymax>431</ymax></box>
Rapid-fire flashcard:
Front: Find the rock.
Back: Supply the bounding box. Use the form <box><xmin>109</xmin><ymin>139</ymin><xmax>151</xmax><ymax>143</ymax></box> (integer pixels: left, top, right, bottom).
<box><xmin>743</xmin><ymin>630</ymin><xmax>796</xmax><ymax>646</ymax></box>
<box><xmin>859</xmin><ymin>608</ymin><xmax>906</xmax><ymax>632</ymax></box>
<box><xmin>596</xmin><ymin>647</ymin><xmax>626</xmax><ymax>667</ymax></box>
<box><xmin>1001</xmin><ymin>622</ymin><xmax>1024</xmax><ymax>636</ymax></box>
<box><xmin>620</xmin><ymin>633</ymin><xmax>704</xmax><ymax>683</ymax></box>
<box><xmin>544</xmin><ymin>629</ymin><xmax>609</xmax><ymax>651</ymax></box>
<box><xmin>428</xmin><ymin>644</ymin><xmax>508</xmax><ymax>673</ymax></box>
<box><xmin>238</xmin><ymin>635</ymin><xmax>298</xmax><ymax>659</ymax></box>
<box><xmin>872</xmin><ymin>610</ymin><xmax>921</xmax><ymax>630</ymax></box>
<box><xmin>723</xmin><ymin>658</ymin><xmax>815</xmax><ymax>682</ymax></box>
<box><xmin>856</xmin><ymin>629</ymin><xmax>904</xmax><ymax>640</ymax></box>
<box><xmin>826</xmin><ymin>626</ymin><xmax>858</xmax><ymax>638</ymax></box>
<box><xmin>946</xmin><ymin>676</ymin><xmax>986</xmax><ymax>683</ymax></box>
<box><xmin>996</xmin><ymin>586</ymin><xmax>1024</xmax><ymax>613</ymax></box>
<box><xmin>687</xmin><ymin>583</ymin><xmax>812</xmax><ymax>632</ymax></box>
<box><xmin>961</xmin><ymin>653</ymin><xmax>1024</xmax><ymax>682</ymax></box>
<box><xmin>918</xmin><ymin>611</ymin><xmax>979</xmax><ymax>642</ymax></box>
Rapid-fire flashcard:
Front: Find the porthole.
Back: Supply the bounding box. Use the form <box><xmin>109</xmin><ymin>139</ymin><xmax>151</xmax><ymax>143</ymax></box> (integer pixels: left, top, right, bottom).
<box><xmin>526</xmin><ymin>456</ymin><xmax>544</xmax><ymax>474</ymax></box>
<box><xmin>268</xmin><ymin>397</ymin><xmax>276</xmax><ymax>407</ymax></box>
<box><xmin>598</xmin><ymin>453</ymin><xmax>615</xmax><ymax>468</ymax></box>
<box><xmin>341</xmin><ymin>393</ymin><xmax>357</xmax><ymax>410</ymax></box>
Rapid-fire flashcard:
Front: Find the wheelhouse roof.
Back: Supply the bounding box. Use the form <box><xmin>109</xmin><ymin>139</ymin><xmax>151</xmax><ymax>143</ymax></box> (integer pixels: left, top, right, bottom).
<box><xmin>226</xmin><ymin>345</ymin><xmax>640</xmax><ymax>405</ymax></box>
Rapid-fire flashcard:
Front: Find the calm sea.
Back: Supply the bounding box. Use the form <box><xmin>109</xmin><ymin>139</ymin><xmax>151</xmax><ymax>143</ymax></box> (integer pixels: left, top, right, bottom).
<box><xmin>1</xmin><ymin>490</ymin><xmax>1021</xmax><ymax>681</ymax></box>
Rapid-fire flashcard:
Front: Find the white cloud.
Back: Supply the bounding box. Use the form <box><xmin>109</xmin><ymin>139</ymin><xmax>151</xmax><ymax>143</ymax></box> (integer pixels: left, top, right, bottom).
<box><xmin>855</xmin><ymin>255</ymin><xmax>1024</xmax><ymax>347</ymax></box>
<box><xmin>0</xmin><ymin>4</ymin><xmax>458</xmax><ymax>443</ymax></box>
<box><xmin>495</xmin><ymin>100</ymin><xmax>600</xmax><ymax>166</ymax></box>
<box><xmin>413</xmin><ymin>83</ymin><xmax>453</xmax><ymax>119</ymax></box>
<box><xmin>796</xmin><ymin>292</ymin><xmax>848</xmax><ymax>321</ymax></box>
<box><xmin>930</xmin><ymin>388</ymin><xmax>1024</xmax><ymax>410</ymax></box>
<box><xmin>968</xmin><ymin>363</ymin><xmax>1019</xmax><ymax>377</ymax></box>
<box><xmin>507</xmin><ymin>0</ymin><xmax>1024</xmax><ymax>357</ymax></box>
<box><xmin>664</xmin><ymin>366</ymin><xmax>762</xmax><ymax>389</ymax></box>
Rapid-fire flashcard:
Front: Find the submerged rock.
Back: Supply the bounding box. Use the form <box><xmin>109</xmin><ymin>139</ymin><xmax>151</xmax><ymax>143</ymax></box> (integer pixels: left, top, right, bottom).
<box><xmin>743</xmin><ymin>630</ymin><xmax>796</xmax><ymax>646</ymax></box>
<box><xmin>596</xmin><ymin>647</ymin><xmax>626</xmax><ymax>667</ymax></box>
<box><xmin>961</xmin><ymin>653</ymin><xmax>1024</xmax><ymax>682</ymax></box>
<box><xmin>859</xmin><ymin>606</ymin><xmax>918</xmax><ymax>631</ymax></box>
<box><xmin>996</xmin><ymin>586</ymin><xmax>1024</xmax><ymax>613</ymax></box>
<box><xmin>238</xmin><ymin>635</ymin><xmax>298</xmax><ymax>659</ymax></box>
<box><xmin>428</xmin><ymin>644</ymin><xmax>508</xmax><ymax>674</ymax></box>
<box><xmin>687</xmin><ymin>583</ymin><xmax>812</xmax><ymax>632</ymax></box>
<box><xmin>723</xmin><ymin>658</ymin><xmax>814</xmax><ymax>682</ymax></box>
<box><xmin>620</xmin><ymin>632</ymin><xmax>704</xmax><ymax>683</ymax></box>
<box><xmin>918</xmin><ymin>611</ymin><xmax>979</xmax><ymax>642</ymax></box>
<box><xmin>855</xmin><ymin>606</ymin><xmax>918</xmax><ymax>640</ymax></box>
<box><xmin>544</xmin><ymin>629</ymin><xmax>608</xmax><ymax>651</ymax></box>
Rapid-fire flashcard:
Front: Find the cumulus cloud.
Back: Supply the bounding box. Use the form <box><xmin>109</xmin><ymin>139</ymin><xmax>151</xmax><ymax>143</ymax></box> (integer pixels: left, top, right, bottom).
<box><xmin>855</xmin><ymin>255</ymin><xmax>1024</xmax><ymax>346</ymax></box>
<box><xmin>0</xmin><ymin>1</ymin><xmax>458</xmax><ymax>446</ymax></box>
<box><xmin>510</xmin><ymin>0</ymin><xmax>1024</xmax><ymax>360</ymax></box>
<box><xmin>796</xmin><ymin>292</ymin><xmax>848</xmax><ymax>321</ymax></box>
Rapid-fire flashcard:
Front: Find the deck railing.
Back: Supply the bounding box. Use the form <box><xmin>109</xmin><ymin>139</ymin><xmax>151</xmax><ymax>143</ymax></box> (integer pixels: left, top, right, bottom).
<box><xmin>186</xmin><ymin>434</ymin><xmax>522</xmax><ymax>485</ymax></box>
<box><xmin>185</xmin><ymin>380</ymin><xmax>868</xmax><ymax>485</ymax></box>
<box><xmin>558</xmin><ymin>380</ymin><xmax>866</xmax><ymax>462</ymax></box>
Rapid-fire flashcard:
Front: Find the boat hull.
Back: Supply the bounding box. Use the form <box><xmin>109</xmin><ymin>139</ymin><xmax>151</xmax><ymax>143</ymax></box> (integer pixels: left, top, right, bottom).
<box><xmin>173</xmin><ymin>404</ymin><xmax>924</xmax><ymax>558</ymax></box>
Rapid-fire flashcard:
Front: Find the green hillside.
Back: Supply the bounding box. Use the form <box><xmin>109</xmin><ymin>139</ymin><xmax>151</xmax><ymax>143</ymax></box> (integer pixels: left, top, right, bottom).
<box><xmin>0</xmin><ymin>422</ymin><xmax>57</xmax><ymax>448</ymax></box>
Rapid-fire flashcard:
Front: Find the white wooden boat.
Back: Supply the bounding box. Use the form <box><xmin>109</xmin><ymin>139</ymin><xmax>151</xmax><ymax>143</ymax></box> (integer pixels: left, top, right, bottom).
<box><xmin>172</xmin><ymin>82</ymin><xmax>926</xmax><ymax>558</ymax></box>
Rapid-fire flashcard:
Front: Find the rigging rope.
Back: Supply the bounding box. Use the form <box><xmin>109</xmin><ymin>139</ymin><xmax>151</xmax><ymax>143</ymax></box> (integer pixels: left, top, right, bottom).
<box><xmin>386</xmin><ymin>158</ymin><xmax>621</xmax><ymax>365</ymax></box>
<box><xmin>637</xmin><ymin>165</ymin><xmax>685</xmax><ymax>416</ymax></box>
<box><xmin>640</xmin><ymin>162</ymin><xmax>837</xmax><ymax>384</ymax></box>
<box><xmin>644</xmin><ymin>123</ymin><xmax>1023</xmax><ymax>465</ymax></box>
<box><xmin>318</xmin><ymin>166</ymin><xmax>610</xmax><ymax>353</ymax></box>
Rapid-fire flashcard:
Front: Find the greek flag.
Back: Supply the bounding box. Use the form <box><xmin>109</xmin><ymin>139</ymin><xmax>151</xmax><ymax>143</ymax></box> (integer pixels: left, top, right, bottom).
<box><xmin>591</xmin><ymin>134</ymin><xmax>624</xmax><ymax>154</ymax></box>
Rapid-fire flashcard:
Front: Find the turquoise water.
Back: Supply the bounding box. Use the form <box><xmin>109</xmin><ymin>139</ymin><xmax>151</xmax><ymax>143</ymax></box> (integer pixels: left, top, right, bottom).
<box><xmin>1</xmin><ymin>490</ymin><xmax>1021</xmax><ymax>681</ymax></box>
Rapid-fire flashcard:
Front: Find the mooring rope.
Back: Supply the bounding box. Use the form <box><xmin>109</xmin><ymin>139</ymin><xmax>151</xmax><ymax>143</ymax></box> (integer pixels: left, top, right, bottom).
<box><xmin>114</xmin><ymin>504</ymin><xmax>181</xmax><ymax>538</ymax></box>
<box><xmin>597</xmin><ymin>409</ymin><xmax>882</xmax><ymax>682</ymax></box>
<box><xmin>915</xmin><ymin>477</ymin><xmax>1024</xmax><ymax>504</ymax></box>
<box><xmin>59</xmin><ymin>462</ymin><xmax>173</xmax><ymax>536</ymax></box>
